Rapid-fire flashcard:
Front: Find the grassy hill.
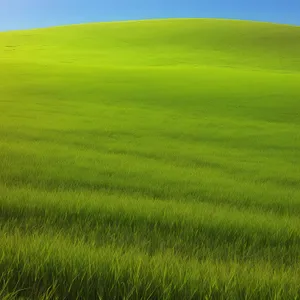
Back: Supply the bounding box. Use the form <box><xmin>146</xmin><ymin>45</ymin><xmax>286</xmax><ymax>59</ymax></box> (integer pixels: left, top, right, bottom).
<box><xmin>1</xmin><ymin>18</ymin><xmax>300</xmax><ymax>70</ymax></box>
<box><xmin>0</xmin><ymin>19</ymin><xmax>300</xmax><ymax>299</ymax></box>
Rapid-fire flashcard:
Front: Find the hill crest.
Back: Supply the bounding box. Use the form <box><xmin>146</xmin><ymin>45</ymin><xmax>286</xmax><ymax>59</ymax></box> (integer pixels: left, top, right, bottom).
<box><xmin>1</xmin><ymin>18</ymin><xmax>300</xmax><ymax>72</ymax></box>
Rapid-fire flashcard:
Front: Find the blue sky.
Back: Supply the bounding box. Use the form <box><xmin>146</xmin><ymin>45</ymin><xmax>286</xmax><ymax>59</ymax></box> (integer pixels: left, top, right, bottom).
<box><xmin>0</xmin><ymin>0</ymin><xmax>299</xmax><ymax>31</ymax></box>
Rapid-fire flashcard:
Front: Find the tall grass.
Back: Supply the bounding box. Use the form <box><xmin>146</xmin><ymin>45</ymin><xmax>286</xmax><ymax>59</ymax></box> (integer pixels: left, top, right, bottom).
<box><xmin>0</xmin><ymin>19</ymin><xmax>300</xmax><ymax>299</ymax></box>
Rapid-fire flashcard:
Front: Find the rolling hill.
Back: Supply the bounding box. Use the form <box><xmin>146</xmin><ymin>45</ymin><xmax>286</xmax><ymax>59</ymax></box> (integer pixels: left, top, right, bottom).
<box><xmin>0</xmin><ymin>19</ymin><xmax>300</xmax><ymax>299</ymax></box>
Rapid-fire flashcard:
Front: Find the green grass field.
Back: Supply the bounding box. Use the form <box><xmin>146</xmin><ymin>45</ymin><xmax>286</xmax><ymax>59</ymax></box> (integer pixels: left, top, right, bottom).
<box><xmin>0</xmin><ymin>18</ymin><xmax>300</xmax><ymax>299</ymax></box>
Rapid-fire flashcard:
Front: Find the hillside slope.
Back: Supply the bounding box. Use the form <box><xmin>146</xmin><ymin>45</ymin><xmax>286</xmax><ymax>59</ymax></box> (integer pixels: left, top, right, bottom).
<box><xmin>1</xmin><ymin>18</ymin><xmax>300</xmax><ymax>71</ymax></box>
<box><xmin>0</xmin><ymin>19</ymin><xmax>300</xmax><ymax>299</ymax></box>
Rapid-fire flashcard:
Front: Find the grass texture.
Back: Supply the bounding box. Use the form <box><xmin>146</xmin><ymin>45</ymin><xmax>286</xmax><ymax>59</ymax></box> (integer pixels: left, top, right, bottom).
<box><xmin>0</xmin><ymin>18</ymin><xmax>300</xmax><ymax>299</ymax></box>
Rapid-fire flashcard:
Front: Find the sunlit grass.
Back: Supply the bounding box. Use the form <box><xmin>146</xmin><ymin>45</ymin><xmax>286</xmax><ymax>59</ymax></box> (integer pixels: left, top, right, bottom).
<box><xmin>0</xmin><ymin>19</ymin><xmax>300</xmax><ymax>299</ymax></box>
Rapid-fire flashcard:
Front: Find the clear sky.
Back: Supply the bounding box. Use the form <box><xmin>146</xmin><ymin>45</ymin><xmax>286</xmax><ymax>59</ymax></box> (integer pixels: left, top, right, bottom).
<box><xmin>0</xmin><ymin>0</ymin><xmax>299</xmax><ymax>31</ymax></box>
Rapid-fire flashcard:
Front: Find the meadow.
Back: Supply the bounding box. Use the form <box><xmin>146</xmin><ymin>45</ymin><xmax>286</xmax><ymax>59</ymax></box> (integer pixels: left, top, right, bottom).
<box><xmin>0</xmin><ymin>18</ymin><xmax>300</xmax><ymax>299</ymax></box>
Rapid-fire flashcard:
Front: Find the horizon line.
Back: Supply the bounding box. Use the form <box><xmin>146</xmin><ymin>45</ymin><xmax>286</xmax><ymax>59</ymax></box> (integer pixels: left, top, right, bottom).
<box><xmin>1</xmin><ymin>17</ymin><xmax>299</xmax><ymax>33</ymax></box>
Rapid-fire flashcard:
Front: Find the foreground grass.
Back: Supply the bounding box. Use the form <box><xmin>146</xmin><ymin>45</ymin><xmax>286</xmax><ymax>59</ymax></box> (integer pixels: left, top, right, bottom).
<box><xmin>0</xmin><ymin>19</ymin><xmax>300</xmax><ymax>299</ymax></box>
